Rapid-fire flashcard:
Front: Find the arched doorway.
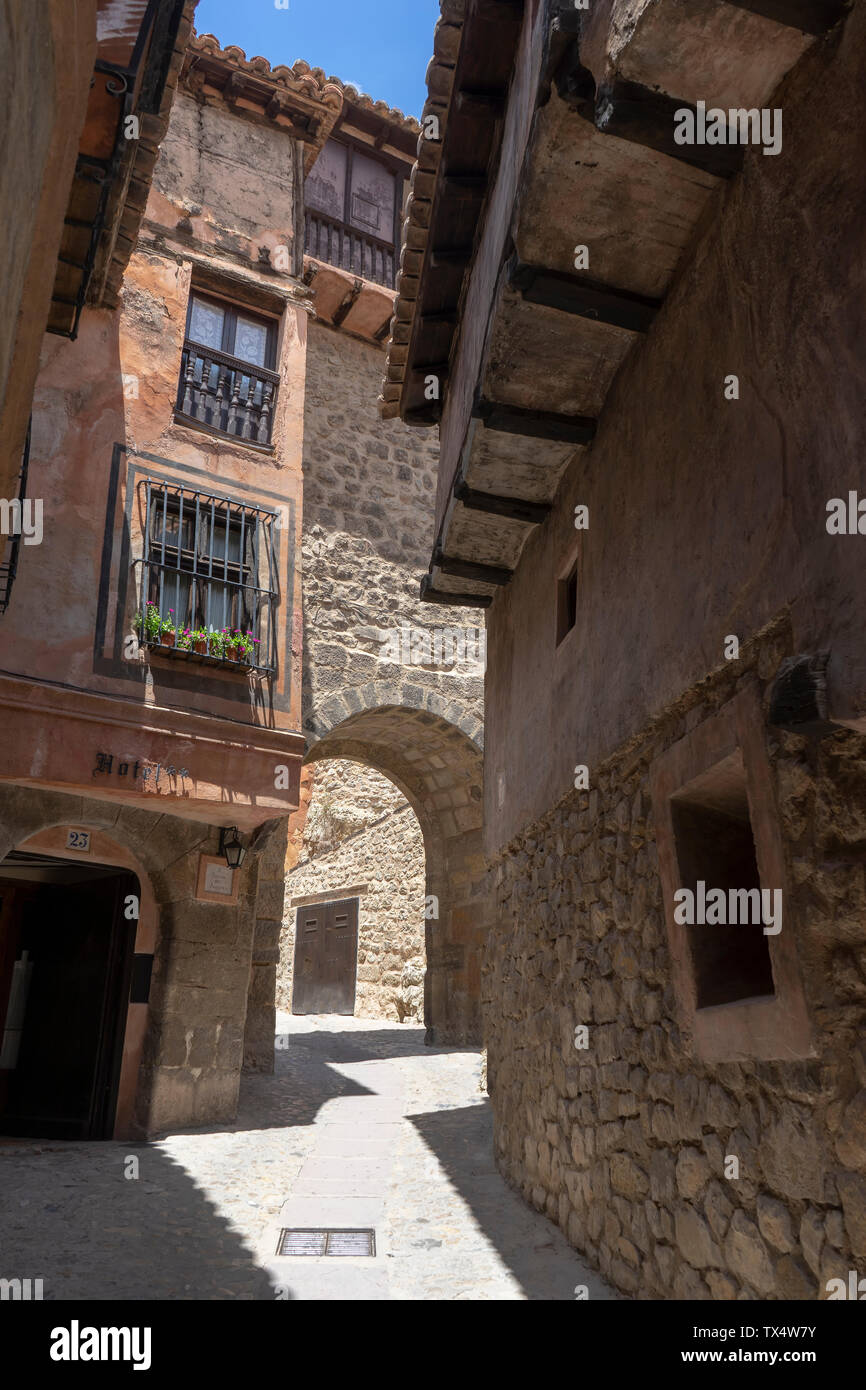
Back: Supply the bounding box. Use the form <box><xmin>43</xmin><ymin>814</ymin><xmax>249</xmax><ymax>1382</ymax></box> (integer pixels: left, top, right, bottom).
<box><xmin>0</xmin><ymin>827</ymin><xmax>156</xmax><ymax>1140</ymax></box>
<box><xmin>284</xmin><ymin>757</ymin><xmax>427</xmax><ymax>1022</ymax></box>
<box><xmin>304</xmin><ymin>701</ymin><xmax>488</xmax><ymax>1046</ymax></box>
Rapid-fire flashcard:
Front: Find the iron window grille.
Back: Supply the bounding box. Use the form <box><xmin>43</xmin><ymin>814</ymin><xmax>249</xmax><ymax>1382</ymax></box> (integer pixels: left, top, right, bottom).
<box><xmin>176</xmin><ymin>292</ymin><xmax>280</xmax><ymax>447</ymax></box>
<box><xmin>137</xmin><ymin>479</ymin><xmax>278</xmax><ymax>673</ymax></box>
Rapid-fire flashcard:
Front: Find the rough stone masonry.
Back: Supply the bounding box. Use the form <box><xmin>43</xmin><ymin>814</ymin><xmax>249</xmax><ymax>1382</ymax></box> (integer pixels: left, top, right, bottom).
<box><xmin>485</xmin><ymin>626</ymin><xmax>866</xmax><ymax>1300</ymax></box>
<box><xmin>280</xmin><ymin>760</ymin><xmax>426</xmax><ymax>1022</ymax></box>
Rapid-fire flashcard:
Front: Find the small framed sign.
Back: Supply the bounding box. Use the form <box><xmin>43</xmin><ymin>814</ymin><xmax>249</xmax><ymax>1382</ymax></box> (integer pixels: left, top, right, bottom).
<box><xmin>66</xmin><ymin>829</ymin><xmax>91</xmax><ymax>852</ymax></box>
<box><xmin>195</xmin><ymin>854</ymin><xmax>239</xmax><ymax>905</ymax></box>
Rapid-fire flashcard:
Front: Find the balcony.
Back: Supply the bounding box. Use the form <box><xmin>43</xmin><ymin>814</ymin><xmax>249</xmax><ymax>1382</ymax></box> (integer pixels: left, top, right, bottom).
<box><xmin>175</xmin><ymin>342</ymin><xmax>279</xmax><ymax>448</ymax></box>
<box><xmin>304</xmin><ymin>210</ymin><xmax>396</xmax><ymax>289</ymax></box>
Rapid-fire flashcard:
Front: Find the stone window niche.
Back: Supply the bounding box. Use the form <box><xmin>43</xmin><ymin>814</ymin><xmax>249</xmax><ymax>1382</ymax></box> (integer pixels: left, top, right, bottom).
<box><xmin>670</xmin><ymin>752</ymin><xmax>775</xmax><ymax>1009</ymax></box>
<box><xmin>556</xmin><ymin>556</ymin><xmax>579</xmax><ymax>646</ymax></box>
<box><xmin>650</xmin><ymin>684</ymin><xmax>813</xmax><ymax>1062</ymax></box>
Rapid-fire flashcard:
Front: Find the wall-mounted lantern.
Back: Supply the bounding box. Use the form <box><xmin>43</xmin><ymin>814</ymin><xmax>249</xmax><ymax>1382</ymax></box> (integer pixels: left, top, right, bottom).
<box><xmin>219</xmin><ymin>826</ymin><xmax>246</xmax><ymax>870</ymax></box>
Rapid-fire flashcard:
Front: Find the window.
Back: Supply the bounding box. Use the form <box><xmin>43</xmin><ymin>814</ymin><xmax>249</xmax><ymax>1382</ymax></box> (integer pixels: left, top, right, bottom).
<box><xmin>187</xmin><ymin>294</ymin><xmax>276</xmax><ymax>368</ymax></box>
<box><xmin>304</xmin><ymin>138</ymin><xmax>405</xmax><ymax>288</ymax></box>
<box><xmin>138</xmin><ymin>480</ymin><xmax>278</xmax><ymax>672</ymax></box>
<box><xmin>176</xmin><ymin>292</ymin><xmax>280</xmax><ymax>446</ymax></box>
<box><xmin>650</xmin><ymin>685</ymin><xmax>812</xmax><ymax>1062</ymax></box>
<box><xmin>669</xmin><ymin>751</ymin><xmax>775</xmax><ymax>1009</ymax></box>
<box><xmin>556</xmin><ymin>559</ymin><xmax>578</xmax><ymax>645</ymax></box>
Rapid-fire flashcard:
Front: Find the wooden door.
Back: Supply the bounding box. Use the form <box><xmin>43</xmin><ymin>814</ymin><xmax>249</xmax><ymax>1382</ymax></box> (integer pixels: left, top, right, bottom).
<box><xmin>292</xmin><ymin>898</ymin><xmax>358</xmax><ymax>1016</ymax></box>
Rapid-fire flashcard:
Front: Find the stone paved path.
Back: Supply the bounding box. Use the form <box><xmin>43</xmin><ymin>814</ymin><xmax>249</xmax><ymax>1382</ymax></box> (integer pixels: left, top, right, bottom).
<box><xmin>0</xmin><ymin>1013</ymin><xmax>615</xmax><ymax>1300</ymax></box>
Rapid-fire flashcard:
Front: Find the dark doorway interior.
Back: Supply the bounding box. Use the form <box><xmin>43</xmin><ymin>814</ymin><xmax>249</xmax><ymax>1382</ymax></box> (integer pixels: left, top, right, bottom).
<box><xmin>292</xmin><ymin>897</ymin><xmax>359</xmax><ymax>1016</ymax></box>
<box><xmin>0</xmin><ymin>854</ymin><xmax>139</xmax><ymax>1140</ymax></box>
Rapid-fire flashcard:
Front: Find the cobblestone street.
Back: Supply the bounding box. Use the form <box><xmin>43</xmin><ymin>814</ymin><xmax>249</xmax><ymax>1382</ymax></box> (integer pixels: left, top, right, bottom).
<box><xmin>0</xmin><ymin>1014</ymin><xmax>614</xmax><ymax>1301</ymax></box>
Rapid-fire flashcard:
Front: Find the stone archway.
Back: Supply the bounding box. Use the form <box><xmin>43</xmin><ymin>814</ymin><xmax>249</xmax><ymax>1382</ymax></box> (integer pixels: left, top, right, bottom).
<box><xmin>0</xmin><ymin>787</ymin><xmax>269</xmax><ymax>1134</ymax></box>
<box><xmin>0</xmin><ymin>816</ymin><xmax>159</xmax><ymax>1140</ymax></box>
<box><xmin>305</xmin><ymin>693</ymin><xmax>488</xmax><ymax>1045</ymax></box>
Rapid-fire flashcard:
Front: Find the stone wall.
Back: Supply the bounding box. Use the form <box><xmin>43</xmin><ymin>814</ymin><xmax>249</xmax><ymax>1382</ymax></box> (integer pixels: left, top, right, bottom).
<box><xmin>296</xmin><ymin>321</ymin><xmax>488</xmax><ymax>1043</ymax></box>
<box><xmin>301</xmin><ymin>757</ymin><xmax>407</xmax><ymax>849</ymax></box>
<box><xmin>300</xmin><ymin>320</ymin><xmax>484</xmax><ymax>746</ymax></box>
<box><xmin>243</xmin><ymin>816</ymin><xmax>291</xmax><ymax>1074</ymax></box>
<box><xmin>143</xmin><ymin>811</ymin><xmax>259</xmax><ymax>1133</ymax></box>
<box><xmin>279</xmin><ymin>759</ymin><xmax>426</xmax><ymax>1022</ymax></box>
<box><xmin>145</xmin><ymin>88</ymin><xmax>300</xmax><ymax>274</ymax></box>
<box><xmin>484</xmin><ymin>625</ymin><xmax>866</xmax><ymax>1300</ymax></box>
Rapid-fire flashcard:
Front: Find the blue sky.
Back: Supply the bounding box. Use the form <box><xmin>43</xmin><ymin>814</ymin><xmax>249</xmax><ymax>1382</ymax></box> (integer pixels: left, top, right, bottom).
<box><xmin>194</xmin><ymin>0</ymin><xmax>441</xmax><ymax>118</ymax></box>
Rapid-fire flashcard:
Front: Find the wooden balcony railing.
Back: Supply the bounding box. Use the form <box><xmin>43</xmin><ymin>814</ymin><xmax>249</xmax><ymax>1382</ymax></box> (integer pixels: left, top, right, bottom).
<box><xmin>175</xmin><ymin>341</ymin><xmax>280</xmax><ymax>447</ymax></box>
<box><xmin>304</xmin><ymin>211</ymin><xmax>396</xmax><ymax>289</ymax></box>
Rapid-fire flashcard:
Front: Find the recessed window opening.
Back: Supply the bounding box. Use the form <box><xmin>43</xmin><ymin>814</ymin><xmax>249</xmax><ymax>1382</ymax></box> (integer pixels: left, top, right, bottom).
<box><xmin>556</xmin><ymin>559</ymin><xmax>578</xmax><ymax>645</ymax></box>
<box><xmin>138</xmin><ymin>480</ymin><xmax>278</xmax><ymax>672</ymax></box>
<box><xmin>669</xmin><ymin>749</ymin><xmax>776</xmax><ymax>1009</ymax></box>
<box><xmin>176</xmin><ymin>291</ymin><xmax>280</xmax><ymax>445</ymax></box>
<box><xmin>304</xmin><ymin>137</ymin><xmax>405</xmax><ymax>288</ymax></box>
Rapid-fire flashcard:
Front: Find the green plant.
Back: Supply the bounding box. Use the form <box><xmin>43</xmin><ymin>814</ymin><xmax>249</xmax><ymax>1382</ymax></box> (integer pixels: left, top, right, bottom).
<box><xmin>225</xmin><ymin>629</ymin><xmax>259</xmax><ymax>663</ymax></box>
<box><xmin>134</xmin><ymin>601</ymin><xmax>161</xmax><ymax>643</ymax></box>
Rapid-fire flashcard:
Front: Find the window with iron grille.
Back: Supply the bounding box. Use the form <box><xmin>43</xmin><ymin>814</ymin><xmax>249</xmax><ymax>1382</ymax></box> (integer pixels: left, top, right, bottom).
<box><xmin>175</xmin><ymin>292</ymin><xmax>280</xmax><ymax>447</ymax></box>
<box><xmin>136</xmin><ymin>479</ymin><xmax>278</xmax><ymax>673</ymax></box>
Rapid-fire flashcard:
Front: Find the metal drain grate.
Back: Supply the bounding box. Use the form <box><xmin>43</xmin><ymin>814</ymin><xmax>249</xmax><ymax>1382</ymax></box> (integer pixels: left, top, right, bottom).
<box><xmin>276</xmin><ymin>1228</ymin><xmax>376</xmax><ymax>1257</ymax></box>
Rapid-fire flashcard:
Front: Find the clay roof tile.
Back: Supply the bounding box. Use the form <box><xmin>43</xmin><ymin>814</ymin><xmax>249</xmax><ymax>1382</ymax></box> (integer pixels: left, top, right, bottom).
<box><xmin>189</xmin><ymin>32</ymin><xmax>419</xmax><ymax>132</ymax></box>
<box><xmin>379</xmin><ymin>1</ymin><xmax>467</xmax><ymax>415</ymax></box>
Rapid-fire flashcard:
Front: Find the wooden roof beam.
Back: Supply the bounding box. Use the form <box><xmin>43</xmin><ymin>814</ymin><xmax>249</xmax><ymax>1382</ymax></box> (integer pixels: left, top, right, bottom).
<box><xmin>433</xmin><ymin>547</ymin><xmax>513</xmax><ymax>585</ymax></box>
<box><xmin>420</xmin><ymin>576</ymin><xmax>493</xmax><ymax>608</ymax></box>
<box><xmin>332</xmin><ymin>277</ymin><xmax>364</xmax><ymax>327</ymax></box>
<box><xmin>509</xmin><ymin>257</ymin><xmax>662</xmax><ymax>333</ymax></box>
<box><xmin>429</xmin><ymin>246</ymin><xmax>474</xmax><ymax>269</ymax></box>
<box><xmin>556</xmin><ymin>50</ymin><xmax>745</xmax><ymax>179</ymax></box>
<box><xmin>474</xmin><ymin>397</ymin><xmax>597</xmax><ymax>445</ymax></box>
<box><xmin>454</xmin><ymin>479</ymin><xmax>552</xmax><ymax>526</ymax></box>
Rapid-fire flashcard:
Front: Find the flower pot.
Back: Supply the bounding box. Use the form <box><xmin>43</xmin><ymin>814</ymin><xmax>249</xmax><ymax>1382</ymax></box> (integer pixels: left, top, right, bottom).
<box><xmin>226</xmin><ymin>646</ymin><xmax>241</xmax><ymax>663</ymax></box>
<box><xmin>194</xmin><ymin>638</ymin><xmax>209</xmax><ymax>656</ymax></box>
<box><xmin>159</xmin><ymin>631</ymin><xmax>176</xmax><ymax>649</ymax></box>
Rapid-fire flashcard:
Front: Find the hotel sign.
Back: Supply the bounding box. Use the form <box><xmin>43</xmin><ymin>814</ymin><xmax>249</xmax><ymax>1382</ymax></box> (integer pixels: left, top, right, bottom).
<box><xmin>92</xmin><ymin>752</ymin><xmax>191</xmax><ymax>788</ymax></box>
